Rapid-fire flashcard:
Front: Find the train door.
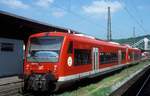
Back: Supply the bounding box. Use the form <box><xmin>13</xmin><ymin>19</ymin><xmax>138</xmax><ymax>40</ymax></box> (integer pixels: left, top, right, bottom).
<box><xmin>126</xmin><ymin>48</ymin><xmax>128</xmax><ymax>63</ymax></box>
<box><xmin>118</xmin><ymin>50</ymin><xmax>122</xmax><ymax>64</ymax></box>
<box><xmin>132</xmin><ymin>52</ymin><xmax>135</xmax><ymax>61</ymax></box>
<box><xmin>92</xmin><ymin>48</ymin><xmax>99</xmax><ymax>72</ymax></box>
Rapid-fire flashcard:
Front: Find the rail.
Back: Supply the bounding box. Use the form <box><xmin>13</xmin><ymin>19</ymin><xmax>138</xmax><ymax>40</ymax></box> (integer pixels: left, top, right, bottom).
<box><xmin>110</xmin><ymin>63</ymin><xmax>150</xmax><ymax>96</ymax></box>
<box><xmin>0</xmin><ymin>81</ymin><xmax>22</xmax><ymax>96</ymax></box>
<box><xmin>136</xmin><ymin>72</ymin><xmax>150</xmax><ymax>96</ymax></box>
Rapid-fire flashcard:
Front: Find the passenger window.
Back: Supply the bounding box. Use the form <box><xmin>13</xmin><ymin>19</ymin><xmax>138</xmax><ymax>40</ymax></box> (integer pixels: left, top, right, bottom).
<box><xmin>100</xmin><ymin>52</ymin><xmax>118</xmax><ymax>64</ymax></box>
<box><xmin>74</xmin><ymin>49</ymin><xmax>91</xmax><ymax>65</ymax></box>
<box><xmin>68</xmin><ymin>41</ymin><xmax>73</xmax><ymax>54</ymax></box>
<box><xmin>129</xmin><ymin>53</ymin><xmax>133</xmax><ymax>59</ymax></box>
<box><xmin>122</xmin><ymin>52</ymin><xmax>126</xmax><ymax>60</ymax></box>
<box><xmin>134</xmin><ymin>53</ymin><xmax>140</xmax><ymax>60</ymax></box>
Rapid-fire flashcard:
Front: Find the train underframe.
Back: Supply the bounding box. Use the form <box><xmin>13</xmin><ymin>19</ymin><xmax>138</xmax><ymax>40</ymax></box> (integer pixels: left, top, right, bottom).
<box><xmin>24</xmin><ymin>73</ymin><xmax>57</xmax><ymax>92</ymax></box>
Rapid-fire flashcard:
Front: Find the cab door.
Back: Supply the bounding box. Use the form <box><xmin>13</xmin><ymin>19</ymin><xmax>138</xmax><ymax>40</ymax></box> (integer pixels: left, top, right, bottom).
<box><xmin>92</xmin><ymin>48</ymin><xmax>99</xmax><ymax>72</ymax></box>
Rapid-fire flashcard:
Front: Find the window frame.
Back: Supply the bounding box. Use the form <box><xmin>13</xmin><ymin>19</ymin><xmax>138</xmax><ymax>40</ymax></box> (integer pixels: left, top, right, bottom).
<box><xmin>74</xmin><ymin>49</ymin><xmax>91</xmax><ymax>66</ymax></box>
<box><xmin>99</xmin><ymin>52</ymin><xmax>118</xmax><ymax>64</ymax></box>
<box><xmin>27</xmin><ymin>36</ymin><xmax>64</xmax><ymax>63</ymax></box>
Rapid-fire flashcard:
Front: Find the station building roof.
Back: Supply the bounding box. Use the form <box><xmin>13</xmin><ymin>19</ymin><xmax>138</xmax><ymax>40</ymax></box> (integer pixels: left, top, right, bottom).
<box><xmin>0</xmin><ymin>10</ymin><xmax>111</xmax><ymax>44</ymax></box>
<box><xmin>0</xmin><ymin>10</ymin><xmax>79</xmax><ymax>43</ymax></box>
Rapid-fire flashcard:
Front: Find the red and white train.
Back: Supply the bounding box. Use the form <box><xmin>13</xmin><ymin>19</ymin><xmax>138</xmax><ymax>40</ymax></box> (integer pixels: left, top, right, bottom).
<box><xmin>24</xmin><ymin>32</ymin><xmax>141</xmax><ymax>91</ymax></box>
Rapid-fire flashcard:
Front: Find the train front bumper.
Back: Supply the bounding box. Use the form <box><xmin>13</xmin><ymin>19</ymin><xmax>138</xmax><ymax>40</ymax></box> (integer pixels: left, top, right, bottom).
<box><xmin>26</xmin><ymin>73</ymin><xmax>56</xmax><ymax>91</ymax></box>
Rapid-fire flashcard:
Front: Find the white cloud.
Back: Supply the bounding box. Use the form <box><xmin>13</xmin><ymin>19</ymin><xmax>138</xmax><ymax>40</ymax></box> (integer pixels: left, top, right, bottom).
<box><xmin>35</xmin><ymin>0</ymin><xmax>54</xmax><ymax>8</ymax></box>
<box><xmin>52</xmin><ymin>10</ymin><xmax>66</xmax><ymax>18</ymax></box>
<box><xmin>0</xmin><ymin>0</ymin><xmax>29</xmax><ymax>9</ymax></box>
<box><xmin>82</xmin><ymin>0</ymin><xmax>122</xmax><ymax>16</ymax></box>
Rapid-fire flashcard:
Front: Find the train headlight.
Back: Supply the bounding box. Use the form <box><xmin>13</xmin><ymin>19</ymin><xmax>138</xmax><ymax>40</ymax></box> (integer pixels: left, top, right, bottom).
<box><xmin>54</xmin><ymin>65</ymin><xmax>57</xmax><ymax>72</ymax></box>
<box><xmin>25</xmin><ymin>64</ymin><xmax>30</xmax><ymax>70</ymax></box>
<box><xmin>38</xmin><ymin>65</ymin><xmax>44</xmax><ymax>70</ymax></box>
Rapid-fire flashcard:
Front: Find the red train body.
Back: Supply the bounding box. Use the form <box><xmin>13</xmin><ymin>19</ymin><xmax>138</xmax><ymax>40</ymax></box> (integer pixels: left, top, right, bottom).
<box><xmin>24</xmin><ymin>32</ymin><xmax>141</xmax><ymax>91</ymax></box>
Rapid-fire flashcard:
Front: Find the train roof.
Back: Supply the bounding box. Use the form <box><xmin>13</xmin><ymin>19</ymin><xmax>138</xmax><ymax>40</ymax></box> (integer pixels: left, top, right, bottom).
<box><xmin>29</xmin><ymin>32</ymin><xmax>141</xmax><ymax>51</ymax></box>
<box><xmin>30</xmin><ymin>32</ymin><xmax>129</xmax><ymax>48</ymax></box>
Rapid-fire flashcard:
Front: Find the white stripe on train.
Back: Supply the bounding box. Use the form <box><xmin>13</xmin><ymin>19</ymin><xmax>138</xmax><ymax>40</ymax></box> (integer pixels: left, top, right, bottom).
<box><xmin>58</xmin><ymin>62</ymin><xmax>137</xmax><ymax>82</ymax></box>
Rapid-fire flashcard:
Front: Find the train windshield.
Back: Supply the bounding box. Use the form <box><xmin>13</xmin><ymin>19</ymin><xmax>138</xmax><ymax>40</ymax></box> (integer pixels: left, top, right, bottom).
<box><xmin>27</xmin><ymin>36</ymin><xmax>64</xmax><ymax>62</ymax></box>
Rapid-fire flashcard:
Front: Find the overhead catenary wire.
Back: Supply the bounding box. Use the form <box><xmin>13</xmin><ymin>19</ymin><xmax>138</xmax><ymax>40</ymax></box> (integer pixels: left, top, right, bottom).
<box><xmin>49</xmin><ymin>0</ymin><xmax>147</xmax><ymax>40</ymax></box>
<box><xmin>118</xmin><ymin>0</ymin><xmax>147</xmax><ymax>34</ymax></box>
<box><xmin>52</xmin><ymin>0</ymin><xmax>130</xmax><ymax>40</ymax></box>
<box><xmin>50</xmin><ymin>2</ymin><xmax>106</xmax><ymax>33</ymax></box>
<box><xmin>130</xmin><ymin>0</ymin><xmax>143</xmax><ymax>25</ymax></box>
<box><xmin>77</xmin><ymin>0</ymin><xmax>130</xmax><ymax>39</ymax></box>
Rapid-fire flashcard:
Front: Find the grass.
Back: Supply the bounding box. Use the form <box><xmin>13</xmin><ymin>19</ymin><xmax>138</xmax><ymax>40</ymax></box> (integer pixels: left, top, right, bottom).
<box><xmin>57</xmin><ymin>60</ymin><xmax>150</xmax><ymax>96</ymax></box>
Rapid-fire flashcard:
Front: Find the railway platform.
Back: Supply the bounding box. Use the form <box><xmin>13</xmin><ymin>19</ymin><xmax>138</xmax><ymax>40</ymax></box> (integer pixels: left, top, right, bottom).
<box><xmin>0</xmin><ymin>76</ymin><xmax>22</xmax><ymax>86</ymax></box>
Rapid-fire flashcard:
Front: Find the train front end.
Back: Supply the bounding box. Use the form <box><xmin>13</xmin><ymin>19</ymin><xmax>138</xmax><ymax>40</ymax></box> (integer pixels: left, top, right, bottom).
<box><xmin>24</xmin><ymin>33</ymin><xmax>64</xmax><ymax>92</ymax></box>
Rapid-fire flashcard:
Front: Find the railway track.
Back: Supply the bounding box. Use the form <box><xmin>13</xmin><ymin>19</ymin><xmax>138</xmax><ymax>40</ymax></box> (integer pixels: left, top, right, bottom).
<box><xmin>136</xmin><ymin>72</ymin><xmax>150</xmax><ymax>96</ymax></box>
<box><xmin>0</xmin><ymin>81</ymin><xmax>23</xmax><ymax>96</ymax></box>
<box><xmin>120</xmin><ymin>64</ymin><xmax>150</xmax><ymax>96</ymax></box>
<box><xmin>0</xmin><ymin>80</ymin><xmax>55</xmax><ymax>96</ymax></box>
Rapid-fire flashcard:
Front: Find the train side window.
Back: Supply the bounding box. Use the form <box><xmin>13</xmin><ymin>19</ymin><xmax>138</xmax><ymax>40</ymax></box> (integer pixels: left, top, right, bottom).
<box><xmin>74</xmin><ymin>49</ymin><xmax>91</xmax><ymax>65</ymax></box>
<box><xmin>100</xmin><ymin>52</ymin><xmax>105</xmax><ymax>64</ymax></box>
<box><xmin>68</xmin><ymin>41</ymin><xmax>73</xmax><ymax>54</ymax></box>
<box><xmin>129</xmin><ymin>53</ymin><xmax>133</xmax><ymax>59</ymax></box>
<box><xmin>1</xmin><ymin>43</ymin><xmax>14</xmax><ymax>52</ymax></box>
<box><xmin>112</xmin><ymin>53</ymin><xmax>118</xmax><ymax>61</ymax></box>
<box><xmin>134</xmin><ymin>53</ymin><xmax>140</xmax><ymax>60</ymax></box>
<box><xmin>100</xmin><ymin>52</ymin><xmax>118</xmax><ymax>64</ymax></box>
<box><xmin>122</xmin><ymin>52</ymin><xmax>126</xmax><ymax>60</ymax></box>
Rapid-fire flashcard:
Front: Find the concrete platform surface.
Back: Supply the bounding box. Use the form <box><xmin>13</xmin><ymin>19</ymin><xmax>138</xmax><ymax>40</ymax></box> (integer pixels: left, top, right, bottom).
<box><xmin>0</xmin><ymin>76</ymin><xmax>22</xmax><ymax>85</ymax></box>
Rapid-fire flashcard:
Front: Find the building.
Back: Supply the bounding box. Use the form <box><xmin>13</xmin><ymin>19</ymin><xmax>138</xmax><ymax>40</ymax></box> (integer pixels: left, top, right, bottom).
<box><xmin>0</xmin><ymin>38</ymin><xmax>23</xmax><ymax>77</ymax></box>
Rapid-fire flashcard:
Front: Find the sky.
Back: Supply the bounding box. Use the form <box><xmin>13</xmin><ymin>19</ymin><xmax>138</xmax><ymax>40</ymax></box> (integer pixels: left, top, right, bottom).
<box><xmin>0</xmin><ymin>0</ymin><xmax>149</xmax><ymax>39</ymax></box>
